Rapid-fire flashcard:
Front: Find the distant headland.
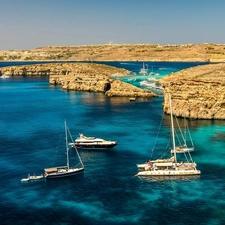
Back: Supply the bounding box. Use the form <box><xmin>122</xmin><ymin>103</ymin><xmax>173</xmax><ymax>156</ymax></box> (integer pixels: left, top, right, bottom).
<box><xmin>0</xmin><ymin>43</ymin><xmax>225</xmax><ymax>62</ymax></box>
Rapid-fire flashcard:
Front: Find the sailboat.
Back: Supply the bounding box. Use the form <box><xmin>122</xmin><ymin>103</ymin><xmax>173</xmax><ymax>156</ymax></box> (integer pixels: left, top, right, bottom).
<box><xmin>139</xmin><ymin>62</ymin><xmax>148</xmax><ymax>75</ymax></box>
<box><xmin>44</xmin><ymin>120</ymin><xmax>84</xmax><ymax>179</ymax></box>
<box><xmin>136</xmin><ymin>93</ymin><xmax>201</xmax><ymax>176</ymax></box>
<box><xmin>171</xmin><ymin>117</ymin><xmax>194</xmax><ymax>154</ymax></box>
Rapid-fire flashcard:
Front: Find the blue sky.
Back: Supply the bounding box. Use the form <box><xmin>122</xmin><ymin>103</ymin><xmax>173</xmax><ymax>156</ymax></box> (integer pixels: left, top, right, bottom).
<box><xmin>0</xmin><ymin>0</ymin><xmax>225</xmax><ymax>50</ymax></box>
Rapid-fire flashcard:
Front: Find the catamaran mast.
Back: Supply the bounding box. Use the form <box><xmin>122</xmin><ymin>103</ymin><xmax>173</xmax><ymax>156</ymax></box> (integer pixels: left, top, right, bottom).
<box><xmin>65</xmin><ymin>120</ymin><xmax>69</xmax><ymax>169</ymax></box>
<box><xmin>169</xmin><ymin>93</ymin><xmax>177</xmax><ymax>167</ymax></box>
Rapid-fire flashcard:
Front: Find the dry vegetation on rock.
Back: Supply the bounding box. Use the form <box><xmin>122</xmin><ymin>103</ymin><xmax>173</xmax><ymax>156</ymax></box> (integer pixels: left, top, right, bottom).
<box><xmin>1</xmin><ymin>43</ymin><xmax>225</xmax><ymax>62</ymax></box>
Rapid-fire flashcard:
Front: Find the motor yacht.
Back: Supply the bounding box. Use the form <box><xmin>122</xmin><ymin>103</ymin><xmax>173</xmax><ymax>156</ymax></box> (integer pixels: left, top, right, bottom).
<box><xmin>72</xmin><ymin>134</ymin><xmax>118</xmax><ymax>149</ymax></box>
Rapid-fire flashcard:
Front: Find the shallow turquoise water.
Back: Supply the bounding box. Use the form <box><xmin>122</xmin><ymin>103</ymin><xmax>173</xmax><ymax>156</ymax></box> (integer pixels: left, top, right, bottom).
<box><xmin>1</xmin><ymin>62</ymin><xmax>225</xmax><ymax>225</ymax></box>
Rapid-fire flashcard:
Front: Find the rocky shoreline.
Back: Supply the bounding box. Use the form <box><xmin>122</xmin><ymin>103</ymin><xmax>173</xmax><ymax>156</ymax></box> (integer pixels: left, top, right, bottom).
<box><xmin>0</xmin><ymin>62</ymin><xmax>156</xmax><ymax>98</ymax></box>
<box><xmin>159</xmin><ymin>63</ymin><xmax>225</xmax><ymax>119</ymax></box>
<box><xmin>2</xmin><ymin>60</ymin><xmax>225</xmax><ymax>119</ymax></box>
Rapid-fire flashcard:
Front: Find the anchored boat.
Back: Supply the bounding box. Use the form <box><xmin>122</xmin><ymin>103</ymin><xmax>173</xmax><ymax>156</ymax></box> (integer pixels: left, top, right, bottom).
<box><xmin>21</xmin><ymin>174</ymin><xmax>43</xmax><ymax>182</ymax></box>
<box><xmin>44</xmin><ymin>121</ymin><xmax>84</xmax><ymax>179</ymax></box>
<box><xmin>136</xmin><ymin>93</ymin><xmax>200</xmax><ymax>176</ymax></box>
<box><xmin>72</xmin><ymin>133</ymin><xmax>118</xmax><ymax>150</ymax></box>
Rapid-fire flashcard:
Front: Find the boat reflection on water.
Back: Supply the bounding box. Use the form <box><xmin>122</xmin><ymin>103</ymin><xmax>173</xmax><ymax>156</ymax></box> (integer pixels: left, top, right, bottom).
<box><xmin>137</xmin><ymin>174</ymin><xmax>201</xmax><ymax>182</ymax></box>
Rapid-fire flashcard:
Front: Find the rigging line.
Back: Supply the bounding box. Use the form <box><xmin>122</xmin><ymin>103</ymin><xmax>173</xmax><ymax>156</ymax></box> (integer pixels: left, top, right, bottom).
<box><xmin>51</xmin><ymin>125</ymin><xmax>64</xmax><ymax>167</ymax></box>
<box><xmin>174</xmin><ymin>127</ymin><xmax>182</xmax><ymax>146</ymax></box>
<box><xmin>67</xmin><ymin>125</ymin><xmax>84</xmax><ymax>168</ymax></box>
<box><xmin>182</xmin><ymin>150</ymin><xmax>194</xmax><ymax>163</ymax></box>
<box><xmin>73</xmin><ymin>162</ymin><xmax>82</xmax><ymax>168</ymax></box>
<box><xmin>174</xmin><ymin>116</ymin><xmax>184</xmax><ymax>146</ymax></box>
<box><xmin>154</xmin><ymin>138</ymin><xmax>172</xmax><ymax>159</ymax></box>
<box><xmin>186</xmin><ymin>118</ymin><xmax>194</xmax><ymax>148</ymax></box>
<box><xmin>150</xmin><ymin>109</ymin><xmax>164</xmax><ymax>159</ymax></box>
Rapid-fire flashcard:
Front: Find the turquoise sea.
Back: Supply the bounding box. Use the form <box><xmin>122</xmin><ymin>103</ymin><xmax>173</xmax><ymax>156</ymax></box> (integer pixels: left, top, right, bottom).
<box><xmin>1</xmin><ymin>61</ymin><xmax>225</xmax><ymax>225</ymax></box>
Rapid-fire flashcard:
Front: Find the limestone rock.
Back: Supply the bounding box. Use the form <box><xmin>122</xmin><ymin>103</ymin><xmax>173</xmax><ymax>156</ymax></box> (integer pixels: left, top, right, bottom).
<box><xmin>0</xmin><ymin>62</ymin><xmax>156</xmax><ymax>98</ymax></box>
<box><xmin>105</xmin><ymin>80</ymin><xmax>156</xmax><ymax>97</ymax></box>
<box><xmin>159</xmin><ymin>63</ymin><xmax>225</xmax><ymax>119</ymax></box>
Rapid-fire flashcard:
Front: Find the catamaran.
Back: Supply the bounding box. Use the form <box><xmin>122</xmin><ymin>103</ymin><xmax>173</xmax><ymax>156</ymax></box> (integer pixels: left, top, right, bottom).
<box><xmin>136</xmin><ymin>93</ymin><xmax>200</xmax><ymax>176</ymax></box>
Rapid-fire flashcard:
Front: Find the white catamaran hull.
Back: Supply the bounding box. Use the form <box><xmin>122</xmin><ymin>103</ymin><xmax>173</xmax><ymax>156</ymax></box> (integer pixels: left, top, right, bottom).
<box><xmin>136</xmin><ymin>169</ymin><xmax>201</xmax><ymax>176</ymax></box>
<box><xmin>137</xmin><ymin>162</ymin><xmax>196</xmax><ymax>170</ymax></box>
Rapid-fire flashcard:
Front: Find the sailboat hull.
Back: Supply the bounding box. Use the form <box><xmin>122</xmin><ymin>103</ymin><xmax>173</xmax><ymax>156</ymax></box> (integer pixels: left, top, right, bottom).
<box><xmin>45</xmin><ymin>168</ymin><xmax>84</xmax><ymax>179</ymax></box>
<box><xmin>171</xmin><ymin>147</ymin><xmax>194</xmax><ymax>154</ymax></box>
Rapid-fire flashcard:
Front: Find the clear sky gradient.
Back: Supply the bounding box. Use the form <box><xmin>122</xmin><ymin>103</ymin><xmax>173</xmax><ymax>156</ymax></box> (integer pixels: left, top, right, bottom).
<box><xmin>0</xmin><ymin>0</ymin><xmax>225</xmax><ymax>50</ymax></box>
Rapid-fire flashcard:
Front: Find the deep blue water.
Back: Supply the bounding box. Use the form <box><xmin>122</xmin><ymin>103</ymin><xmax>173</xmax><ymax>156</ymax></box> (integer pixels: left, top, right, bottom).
<box><xmin>1</xmin><ymin>61</ymin><xmax>225</xmax><ymax>225</ymax></box>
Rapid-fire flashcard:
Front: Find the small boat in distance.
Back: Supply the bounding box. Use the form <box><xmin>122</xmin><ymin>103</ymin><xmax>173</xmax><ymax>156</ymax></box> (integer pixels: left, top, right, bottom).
<box><xmin>171</xmin><ymin>145</ymin><xmax>194</xmax><ymax>154</ymax></box>
<box><xmin>129</xmin><ymin>97</ymin><xmax>136</xmax><ymax>101</ymax></box>
<box><xmin>0</xmin><ymin>74</ymin><xmax>10</xmax><ymax>79</ymax></box>
<box><xmin>21</xmin><ymin>173</ymin><xmax>43</xmax><ymax>182</ymax></box>
<box><xmin>139</xmin><ymin>62</ymin><xmax>148</xmax><ymax>75</ymax></box>
<box><xmin>171</xmin><ymin>117</ymin><xmax>194</xmax><ymax>154</ymax></box>
<box><xmin>72</xmin><ymin>133</ymin><xmax>118</xmax><ymax>149</ymax></box>
<box><xmin>44</xmin><ymin>121</ymin><xmax>84</xmax><ymax>179</ymax></box>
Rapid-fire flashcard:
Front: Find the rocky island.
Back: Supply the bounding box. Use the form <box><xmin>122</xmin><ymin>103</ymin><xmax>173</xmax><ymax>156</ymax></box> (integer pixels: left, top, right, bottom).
<box><xmin>0</xmin><ymin>62</ymin><xmax>156</xmax><ymax>98</ymax></box>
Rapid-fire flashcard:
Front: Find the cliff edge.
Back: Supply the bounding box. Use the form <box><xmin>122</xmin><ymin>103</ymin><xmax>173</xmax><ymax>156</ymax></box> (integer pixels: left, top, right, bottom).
<box><xmin>159</xmin><ymin>63</ymin><xmax>225</xmax><ymax>119</ymax></box>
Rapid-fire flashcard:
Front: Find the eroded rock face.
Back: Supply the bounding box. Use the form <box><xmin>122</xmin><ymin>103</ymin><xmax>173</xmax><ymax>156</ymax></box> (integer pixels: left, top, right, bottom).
<box><xmin>0</xmin><ymin>62</ymin><xmax>156</xmax><ymax>98</ymax></box>
<box><xmin>159</xmin><ymin>63</ymin><xmax>225</xmax><ymax>119</ymax></box>
<box><xmin>105</xmin><ymin>80</ymin><xmax>156</xmax><ymax>97</ymax></box>
<box><xmin>0</xmin><ymin>62</ymin><xmax>129</xmax><ymax>77</ymax></box>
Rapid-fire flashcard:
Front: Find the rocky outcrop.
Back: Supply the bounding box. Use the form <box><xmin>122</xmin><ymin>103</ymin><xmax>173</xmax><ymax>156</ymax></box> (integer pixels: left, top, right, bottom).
<box><xmin>105</xmin><ymin>80</ymin><xmax>156</xmax><ymax>97</ymax></box>
<box><xmin>48</xmin><ymin>63</ymin><xmax>156</xmax><ymax>97</ymax></box>
<box><xmin>0</xmin><ymin>62</ymin><xmax>156</xmax><ymax>98</ymax></box>
<box><xmin>0</xmin><ymin>62</ymin><xmax>130</xmax><ymax>77</ymax></box>
<box><xmin>159</xmin><ymin>63</ymin><xmax>225</xmax><ymax>119</ymax></box>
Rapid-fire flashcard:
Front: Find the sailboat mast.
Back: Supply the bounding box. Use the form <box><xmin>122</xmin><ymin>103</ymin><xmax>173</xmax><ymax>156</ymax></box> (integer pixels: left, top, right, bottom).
<box><xmin>169</xmin><ymin>93</ymin><xmax>177</xmax><ymax>166</ymax></box>
<box><xmin>65</xmin><ymin>120</ymin><xmax>69</xmax><ymax>169</ymax></box>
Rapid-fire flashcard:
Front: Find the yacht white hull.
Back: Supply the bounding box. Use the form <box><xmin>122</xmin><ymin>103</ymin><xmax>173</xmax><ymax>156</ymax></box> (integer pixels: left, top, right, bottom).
<box><xmin>74</xmin><ymin>142</ymin><xmax>117</xmax><ymax>149</ymax></box>
<box><xmin>73</xmin><ymin>134</ymin><xmax>118</xmax><ymax>150</ymax></box>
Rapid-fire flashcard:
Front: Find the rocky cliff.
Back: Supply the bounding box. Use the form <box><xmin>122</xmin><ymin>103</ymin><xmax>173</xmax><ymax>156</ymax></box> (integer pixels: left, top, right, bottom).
<box><xmin>159</xmin><ymin>63</ymin><xmax>225</xmax><ymax>119</ymax></box>
<box><xmin>0</xmin><ymin>63</ymin><xmax>156</xmax><ymax>98</ymax></box>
